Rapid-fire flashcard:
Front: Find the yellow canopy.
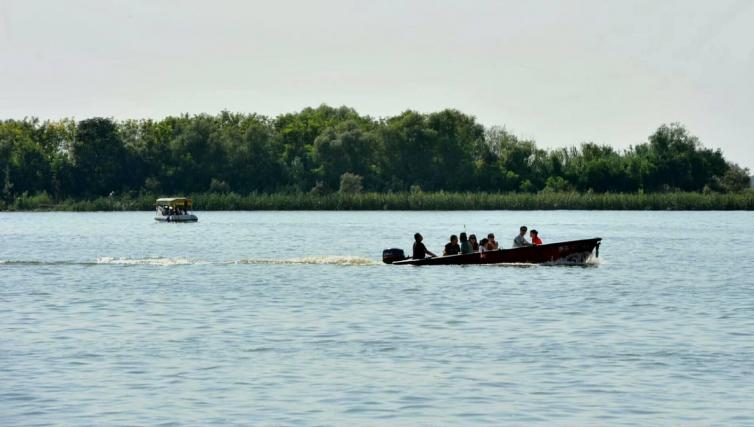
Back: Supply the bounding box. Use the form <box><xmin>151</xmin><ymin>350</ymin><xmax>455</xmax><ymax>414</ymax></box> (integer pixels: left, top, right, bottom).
<box><xmin>155</xmin><ymin>197</ymin><xmax>193</xmax><ymax>208</ymax></box>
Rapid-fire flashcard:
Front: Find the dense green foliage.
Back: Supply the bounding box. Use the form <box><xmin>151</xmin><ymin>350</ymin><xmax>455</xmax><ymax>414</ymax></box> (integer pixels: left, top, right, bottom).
<box><xmin>5</xmin><ymin>191</ymin><xmax>753</xmax><ymax>211</ymax></box>
<box><xmin>1</xmin><ymin>105</ymin><xmax>751</xmax><ymax>208</ymax></box>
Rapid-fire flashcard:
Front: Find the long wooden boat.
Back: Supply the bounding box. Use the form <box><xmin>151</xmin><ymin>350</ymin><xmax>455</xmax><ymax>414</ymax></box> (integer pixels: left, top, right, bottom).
<box><xmin>384</xmin><ymin>238</ymin><xmax>601</xmax><ymax>266</ymax></box>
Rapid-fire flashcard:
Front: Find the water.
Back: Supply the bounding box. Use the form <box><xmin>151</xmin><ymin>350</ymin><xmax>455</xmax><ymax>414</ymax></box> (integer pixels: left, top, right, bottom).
<box><xmin>1</xmin><ymin>211</ymin><xmax>753</xmax><ymax>426</ymax></box>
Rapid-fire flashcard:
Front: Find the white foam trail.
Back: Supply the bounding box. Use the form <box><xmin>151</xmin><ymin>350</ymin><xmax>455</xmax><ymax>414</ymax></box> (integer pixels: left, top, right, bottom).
<box><xmin>586</xmin><ymin>256</ymin><xmax>603</xmax><ymax>266</ymax></box>
<box><xmin>0</xmin><ymin>256</ymin><xmax>380</xmax><ymax>267</ymax></box>
<box><xmin>95</xmin><ymin>257</ymin><xmax>198</xmax><ymax>266</ymax></box>
<box><xmin>3</xmin><ymin>255</ymin><xmax>598</xmax><ymax>267</ymax></box>
<box><xmin>542</xmin><ymin>254</ymin><xmax>602</xmax><ymax>266</ymax></box>
<box><xmin>231</xmin><ymin>256</ymin><xmax>379</xmax><ymax>266</ymax></box>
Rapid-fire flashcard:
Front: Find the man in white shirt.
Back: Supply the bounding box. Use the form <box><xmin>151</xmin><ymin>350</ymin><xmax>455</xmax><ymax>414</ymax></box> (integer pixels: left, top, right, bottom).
<box><xmin>513</xmin><ymin>225</ymin><xmax>533</xmax><ymax>248</ymax></box>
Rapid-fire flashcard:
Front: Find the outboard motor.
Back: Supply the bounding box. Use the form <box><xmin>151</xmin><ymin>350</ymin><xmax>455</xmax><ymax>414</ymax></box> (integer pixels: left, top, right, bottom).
<box><xmin>382</xmin><ymin>248</ymin><xmax>406</xmax><ymax>264</ymax></box>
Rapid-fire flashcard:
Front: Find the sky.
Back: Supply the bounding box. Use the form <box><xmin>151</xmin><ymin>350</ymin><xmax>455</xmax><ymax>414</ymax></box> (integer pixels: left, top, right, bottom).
<box><xmin>1</xmin><ymin>0</ymin><xmax>753</xmax><ymax>169</ymax></box>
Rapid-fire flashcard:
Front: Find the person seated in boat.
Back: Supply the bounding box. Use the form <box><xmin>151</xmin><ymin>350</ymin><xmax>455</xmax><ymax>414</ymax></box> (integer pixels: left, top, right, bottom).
<box><xmin>444</xmin><ymin>235</ymin><xmax>461</xmax><ymax>256</ymax></box>
<box><xmin>412</xmin><ymin>233</ymin><xmax>436</xmax><ymax>259</ymax></box>
<box><xmin>478</xmin><ymin>238</ymin><xmax>489</xmax><ymax>252</ymax></box>
<box><xmin>513</xmin><ymin>226</ymin><xmax>533</xmax><ymax>248</ymax></box>
<box><xmin>486</xmin><ymin>233</ymin><xmax>499</xmax><ymax>250</ymax></box>
<box><xmin>469</xmin><ymin>234</ymin><xmax>479</xmax><ymax>252</ymax></box>
<box><xmin>459</xmin><ymin>233</ymin><xmax>473</xmax><ymax>254</ymax></box>
<box><xmin>530</xmin><ymin>229</ymin><xmax>543</xmax><ymax>245</ymax></box>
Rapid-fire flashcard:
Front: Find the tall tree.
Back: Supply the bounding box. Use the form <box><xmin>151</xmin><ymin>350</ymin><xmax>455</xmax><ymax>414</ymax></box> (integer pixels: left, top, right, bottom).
<box><xmin>426</xmin><ymin>109</ymin><xmax>484</xmax><ymax>191</ymax></box>
<box><xmin>226</xmin><ymin>114</ymin><xmax>283</xmax><ymax>192</ymax></box>
<box><xmin>313</xmin><ymin>120</ymin><xmax>380</xmax><ymax>190</ymax></box>
<box><xmin>71</xmin><ymin>118</ymin><xmax>127</xmax><ymax>196</ymax></box>
<box><xmin>381</xmin><ymin>111</ymin><xmax>438</xmax><ymax>191</ymax></box>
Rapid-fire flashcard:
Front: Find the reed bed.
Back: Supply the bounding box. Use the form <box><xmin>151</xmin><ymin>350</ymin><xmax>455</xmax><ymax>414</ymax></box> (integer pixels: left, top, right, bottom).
<box><xmin>4</xmin><ymin>191</ymin><xmax>753</xmax><ymax>211</ymax></box>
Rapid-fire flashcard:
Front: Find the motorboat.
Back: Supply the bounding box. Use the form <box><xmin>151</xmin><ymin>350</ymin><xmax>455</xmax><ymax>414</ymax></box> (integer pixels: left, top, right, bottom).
<box><xmin>383</xmin><ymin>238</ymin><xmax>601</xmax><ymax>265</ymax></box>
<box><xmin>155</xmin><ymin>197</ymin><xmax>198</xmax><ymax>222</ymax></box>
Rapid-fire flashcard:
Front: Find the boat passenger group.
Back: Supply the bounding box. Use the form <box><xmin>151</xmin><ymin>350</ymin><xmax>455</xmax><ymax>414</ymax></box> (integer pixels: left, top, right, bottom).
<box><xmin>166</xmin><ymin>206</ymin><xmax>188</xmax><ymax>215</ymax></box>
<box><xmin>412</xmin><ymin>226</ymin><xmax>543</xmax><ymax>259</ymax></box>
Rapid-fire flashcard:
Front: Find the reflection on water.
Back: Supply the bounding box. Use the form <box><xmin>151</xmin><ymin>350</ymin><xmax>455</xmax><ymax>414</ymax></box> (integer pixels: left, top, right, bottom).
<box><xmin>1</xmin><ymin>211</ymin><xmax>753</xmax><ymax>426</ymax></box>
<box><xmin>3</xmin><ymin>255</ymin><xmax>599</xmax><ymax>267</ymax></box>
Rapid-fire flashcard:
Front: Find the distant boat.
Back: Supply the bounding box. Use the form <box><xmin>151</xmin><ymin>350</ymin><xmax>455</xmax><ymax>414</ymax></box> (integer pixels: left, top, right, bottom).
<box><xmin>154</xmin><ymin>197</ymin><xmax>198</xmax><ymax>222</ymax></box>
<box><xmin>383</xmin><ymin>238</ymin><xmax>601</xmax><ymax>265</ymax></box>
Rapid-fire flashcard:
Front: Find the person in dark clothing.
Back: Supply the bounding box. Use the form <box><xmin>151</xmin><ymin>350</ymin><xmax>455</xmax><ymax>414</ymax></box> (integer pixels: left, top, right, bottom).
<box><xmin>412</xmin><ymin>233</ymin><xmax>437</xmax><ymax>259</ymax></box>
<box><xmin>443</xmin><ymin>235</ymin><xmax>461</xmax><ymax>256</ymax></box>
<box><xmin>460</xmin><ymin>232</ymin><xmax>473</xmax><ymax>254</ymax></box>
<box><xmin>469</xmin><ymin>234</ymin><xmax>479</xmax><ymax>252</ymax></box>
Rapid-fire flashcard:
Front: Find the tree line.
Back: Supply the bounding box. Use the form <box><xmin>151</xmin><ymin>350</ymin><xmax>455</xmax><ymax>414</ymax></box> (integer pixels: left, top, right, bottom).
<box><xmin>1</xmin><ymin>105</ymin><xmax>751</xmax><ymax>203</ymax></box>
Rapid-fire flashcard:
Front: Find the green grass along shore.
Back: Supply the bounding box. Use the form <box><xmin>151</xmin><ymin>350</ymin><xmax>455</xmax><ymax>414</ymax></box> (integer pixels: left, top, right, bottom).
<box><xmin>4</xmin><ymin>191</ymin><xmax>754</xmax><ymax>211</ymax></box>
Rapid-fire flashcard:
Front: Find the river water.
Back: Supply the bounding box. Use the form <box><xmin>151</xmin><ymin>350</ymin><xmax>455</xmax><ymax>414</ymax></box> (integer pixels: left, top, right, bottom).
<box><xmin>1</xmin><ymin>211</ymin><xmax>753</xmax><ymax>426</ymax></box>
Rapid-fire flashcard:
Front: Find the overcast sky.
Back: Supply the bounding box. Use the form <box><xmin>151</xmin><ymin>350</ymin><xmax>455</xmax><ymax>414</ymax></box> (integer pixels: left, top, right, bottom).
<box><xmin>1</xmin><ymin>0</ymin><xmax>753</xmax><ymax>169</ymax></box>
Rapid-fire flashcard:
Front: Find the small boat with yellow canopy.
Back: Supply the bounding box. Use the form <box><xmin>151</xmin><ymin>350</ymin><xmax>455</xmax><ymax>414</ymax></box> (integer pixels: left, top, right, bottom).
<box><xmin>154</xmin><ymin>197</ymin><xmax>198</xmax><ymax>222</ymax></box>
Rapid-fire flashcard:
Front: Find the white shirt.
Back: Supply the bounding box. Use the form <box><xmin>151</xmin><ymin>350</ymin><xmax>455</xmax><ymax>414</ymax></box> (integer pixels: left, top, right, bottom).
<box><xmin>513</xmin><ymin>235</ymin><xmax>532</xmax><ymax>248</ymax></box>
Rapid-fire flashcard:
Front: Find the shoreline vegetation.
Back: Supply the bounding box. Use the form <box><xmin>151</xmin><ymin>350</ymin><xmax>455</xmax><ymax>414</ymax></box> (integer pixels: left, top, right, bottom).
<box><xmin>4</xmin><ymin>191</ymin><xmax>753</xmax><ymax>211</ymax></box>
<box><xmin>2</xmin><ymin>105</ymin><xmax>752</xmax><ymax>212</ymax></box>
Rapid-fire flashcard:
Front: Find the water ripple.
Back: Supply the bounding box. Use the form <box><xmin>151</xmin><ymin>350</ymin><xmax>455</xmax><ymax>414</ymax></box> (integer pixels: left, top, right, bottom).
<box><xmin>2</xmin><ymin>211</ymin><xmax>754</xmax><ymax>426</ymax></box>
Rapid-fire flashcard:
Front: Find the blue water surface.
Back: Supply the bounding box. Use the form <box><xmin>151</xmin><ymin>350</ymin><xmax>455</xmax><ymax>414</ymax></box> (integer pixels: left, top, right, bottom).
<box><xmin>1</xmin><ymin>211</ymin><xmax>753</xmax><ymax>426</ymax></box>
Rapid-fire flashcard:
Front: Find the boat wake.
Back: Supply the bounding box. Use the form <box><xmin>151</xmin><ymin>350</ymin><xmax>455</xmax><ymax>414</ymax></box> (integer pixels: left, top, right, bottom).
<box><xmin>96</xmin><ymin>256</ymin><xmax>201</xmax><ymax>266</ymax></box>
<box><xmin>2</xmin><ymin>255</ymin><xmax>597</xmax><ymax>268</ymax></box>
<box><xmin>229</xmin><ymin>256</ymin><xmax>379</xmax><ymax>266</ymax></box>
<box><xmin>1</xmin><ymin>256</ymin><xmax>380</xmax><ymax>267</ymax></box>
<box><xmin>543</xmin><ymin>254</ymin><xmax>602</xmax><ymax>266</ymax></box>
<box><xmin>472</xmin><ymin>254</ymin><xmax>602</xmax><ymax>267</ymax></box>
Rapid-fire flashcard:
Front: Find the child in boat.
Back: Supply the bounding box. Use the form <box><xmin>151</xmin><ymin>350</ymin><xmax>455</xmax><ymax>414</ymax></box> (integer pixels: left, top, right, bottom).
<box><xmin>412</xmin><ymin>233</ymin><xmax>437</xmax><ymax>259</ymax></box>
<box><xmin>478</xmin><ymin>238</ymin><xmax>489</xmax><ymax>252</ymax></box>
<box><xmin>530</xmin><ymin>229</ymin><xmax>543</xmax><ymax>245</ymax></box>
<box><xmin>459</xmin><ymin>232</ymin><xmax>473</xmax><ymax>254</ymax></box>
<box><xmin>444</xmin><ymin>235</ymin><xmax>461</xmax><ymax>255</ymax></box>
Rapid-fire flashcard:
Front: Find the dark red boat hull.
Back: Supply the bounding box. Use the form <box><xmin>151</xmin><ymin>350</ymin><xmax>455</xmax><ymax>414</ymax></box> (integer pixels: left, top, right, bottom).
<box><xmin>390</xmin><ymin>238</ymin><xmax>601</xmax><ymax>266</ymax></box>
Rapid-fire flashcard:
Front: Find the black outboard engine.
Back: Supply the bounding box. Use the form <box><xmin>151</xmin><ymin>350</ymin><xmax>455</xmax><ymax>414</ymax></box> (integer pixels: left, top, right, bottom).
<box><xmin>382</xmin><ymin>248</ymin><xmax>406</xmax><ymax>264</ymax></box>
